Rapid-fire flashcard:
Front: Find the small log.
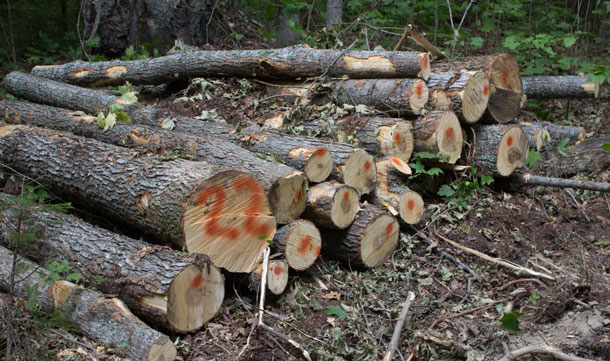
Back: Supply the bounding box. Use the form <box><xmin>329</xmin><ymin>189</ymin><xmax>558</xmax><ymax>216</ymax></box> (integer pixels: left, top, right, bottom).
<box><xmin>0</xmin><ymin>193</ymin><xmax>224</xmax><ymax>332</ymax></box>
<box><xmin>427</xmin><ymin>71</ymin><xmax>490</xmax><ymax>124</ymax></box>
<box><xmin>412</xmin><ymin>111</ymin><xmax>463</xmax><ymax>164</ymax></box>
<box><xmin>520</xmin><ymin>121</ymin><xmax>585</xmax><ymax>150</ymax></box>
<box><xmin>0</xmin><ymin>125</ymin><xmax>274</xmax><ymax>273</ymax></box>
<box><xmin>512</xmin><ymin>173</ymin><xmax>610</xmax><ymax>192</ymax></box>
<box><xmin>322</xmin><ymin>205</ymin><xmax>399</xmax><ymax>269</ymax></box>
<box><xmin>31</xmin><ymin>46</ymin><xmax>431</xmax><ymax>86</ymax></box>
<box><xmin>522</xmin><ymin>75</ymin><xmax>600</xmax><ymax>99</ymax></box>
<box><xmin>302</xmin><ymin>182</ymin><xmax>360</xmax><ymax>229</ymax></box>
<box><xmin>374</xmin><ymin>157</ymin><xmax>424</xmax><ymax>225</ymax></box>
<box><xmin>271</xmin><ymin>220</ymin><xmax>322</xmax><ymax>271</ymax></box>
<box><xmin>433</xmin><ymin>54</ymin><xmax>524</xmax><ymax>123</ymax></box>
<box><xmin>0</xmin><ymin>245</ymin><xmax>177</xmax><ymax>361</ymax></box>
<box><xmin>471</xmin><ymin>124</ymin><xmax>529</xmax><ymax>176</ymax></box>
<box><xmin>249</xmin><ymin>259</ymin><xmax>289</xmax><ymax>295</ymax></box>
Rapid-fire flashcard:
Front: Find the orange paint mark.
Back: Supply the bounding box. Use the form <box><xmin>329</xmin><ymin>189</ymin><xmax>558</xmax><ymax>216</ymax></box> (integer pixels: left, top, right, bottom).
<box><xmin>407</xmin><ymin>199</ymin><xmax>415</xmax><ymax>211</ymax></box>
<box><xmin>234</xmin><ymin>176</ymin><xmax>272</xmax><ymax>238</ymax></box>
<box><xmin>204</xmin><ymin>218</ymin><xmax>239</xmax><ymax>240</ymax></box>
<box><xmin>191</xmin><ymin>274</ymin><xmax>203</xmax><ymax>289</ymax></box>
<box><xmin>444</xmin><ymin>127</ymin><xmax>454</xmax><ymax>139</ymax></box>
<box><xmin>507</xmin><ymin>135</ymin><xmax>514</xmax><ymax>147</ymax></box>
<box><xmin>483</xmin><ymin>84</ymin><xmax>490</xmax><ymax>97</ymax></box>
<box><xmin>273</xmin><ymin>266</ymin><xmax>282</xmax><ymax>276</ymax></box>
<box><xmin>364</xmin><ymin>160</ymin><xmax>371</xmax><ymax>172</ymax></box>
<box><xmin>343</xmin><ymin>191</ymin><xmax>350</xmax><ymax>201</ymax></box>
<box><xmin>394</xmin><ymin>133</ymin><xmax>402</xmax><ymax>143</ymax></box>
<box><xmin>423</xmin><ymin>54</ymin><xmax>429</xmax><ymax>69</ymax></box>
<box><xmin>294</xmin><ymin>188</ymin><xmax>303</xmax><ymax>202</ymax></box>
<box><xmin>314</xmin><ymin>147</ymin><xmax>327</xmax><ymax>157</ymax></box>
<box><xmin>298</xmin><ymin>236</ymin><xmax>312</xmax><ymax>256</ymax></box>
<box><xmin>315</xmin><ymin>246</ymin><xmax>322</xmax><ymax>257</ymax></box>
<box><xmin>390</xmin><ymin>156</ymin><xmax>401</xmax><ymax>166</ymax></box>
<box><xmin>198</xmin><ymin>185</ymin><xmax>240</xmax><ymax>240</ymax></box>
<box><xmin>502</xmin><ymin>70</ymin><xmax>509</xmax><ymax>85</ymax></box>
<box><xmin>385</xmin><ymin>223</ymin><xmax>394</xmax><ymax>235</ymax></box>
<box><xmin>415</xmin><ymin>83</ymin><xmax>423</xmax><ymax>97</ymax></box>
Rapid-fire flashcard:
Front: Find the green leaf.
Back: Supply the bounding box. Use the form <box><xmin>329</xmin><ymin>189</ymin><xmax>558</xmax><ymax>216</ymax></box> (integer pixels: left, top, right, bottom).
<box><xmin>119</xmin><ymin>342</ymin><xmax>127</xmax><ymax>348</ymax></box>
<box><xmin>85</xmin><ymin>37</ymin><xmax>100</xmax><ymax>49</ymax></box>
<box><xmin>562</xmin><ymin>35</ymin><xmax>577</xmax><ymax>47</ymax></box>
<box><xmin>525</xmin><ymin>149</ymin><xmax>542</xmax><ymax>168</ymax></box>
<box><xmin>601</xmin><ymin>143</ymin><xmax>610</xmax><ymax>151</ymax></box>
<box><xmin>96</xmin><ymin>111</ymin><xmax>106</xmax><ymax>129</ymax></box>
<box><xmin>471</xmin><ymin>37</ymin><xmax>484</xmax><ymax>49</ymax></box>
<box><xmin>426</xmin><ymin>167</ymin><xmax>443</xmax><ymax>176</ymax></box>
<box><xmin>437</xmin><ymin>185</ymin><xmax>455</xmax><ymax>197</ymax></box>
<box><xmin>115</xmin><ymin>111</ymin><xmax>131</xmax><ymax>122</ymax></box>
<box><xmin>108</xmin><ymin>103</ymin><xmax>123</xmax><ymax>113</ymax></box>
<box><xmin>528</xmin><ymin>292</ymin><xmax>541</xmax><ymax>305</ymax></box>
<box><xmin>480</xmin><ymin>173</ymin><xmax>494</xmax><ymax>186</ymax></box>
<box><xmin>412</xmin><ymin>151</ymin><xmax>440</xmax><ymax>160</ymax></box>
<box><xmin>326</xmin><ymin>305</ymin><xmax>347</xmax><ymax>320</ymax></box>
<box><xmin>103</xmin><ymin>113</ymin><xmax>117</xmax><ymax>131</ymax></box>
<box><xmin>500</xmin><ymin>311</ymin><xmax>524</xmax><ymax>331</ymax></box>
<box><xmin>67</xmin><ymin>273</ymin><xmax>83</xmax><ymax>282</ymax></box>
<box><xmin>594</xmin><ymin>238</ymin><xmax>610</xmax><ymax>248</ymax></box>
<box><xmin>557</xmin><ymin>137</ymin><xmax>570</xmax><ymax>156</ymax></box>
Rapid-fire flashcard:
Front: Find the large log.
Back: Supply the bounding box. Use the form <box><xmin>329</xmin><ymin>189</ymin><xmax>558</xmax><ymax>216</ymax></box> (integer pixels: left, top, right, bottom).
<box><xmin>522</xmin><ymin>76</ymin><xmax>600</xmax><ymax>99</ymax></box>
<box><xmin>30</xmin><ymin>45</ymin><xmax>431</xmax><ymax>86</ymax></box>
<box><xmin>471</xmin><ymin>124</ymin><xmax>529</xmax><ymax>176</ymax></box>
<box><xmin>520</xmin><ymin>122</ymin><xmax>585</xmax><ymax>151</ymax></box>
<box><xmin>0</xmin><ymin>193</ymin><xmax>224</xmax><ymax>333</ymax></box>
<box><xmin>271</xmin><ymin>220</ymin><xmax>322</xmax><ymax>271</ymax></box>
<box><xmin>433</xmin><ymin>54</ymin><xmax>524</xmax><ymax>123</ymax></box>
<box><xmin>0</xmin><ymin>245</ymin><xmax>177</xmax><ymax>361</ymax></box>
<box><xmin>412</xmin><ymin>111</ymin><xmax>463</xmax><ymax>164</ymax></box>
<box><xmin>322</xmin><ymin>205</ymin><xmax>399</xmax><ymax>269</ymax></box>
<box><xmin>0</xmin><ymin>99</ymin><xmax>308</xmax><ymax>224</ymax></box>
<box><xmin>301</xmin><ymin>182</ymin><xmax>360</xmax><ymax>229</ymax></box>
<box><xmin>0</xmin><ymin>125</ymin><xmax>274</xmax><ymax>273</ymax></box>
<box><xmin>427</xmin><ymin>71</ymin><xmax>490</xmax><ymax>124</ymax></box>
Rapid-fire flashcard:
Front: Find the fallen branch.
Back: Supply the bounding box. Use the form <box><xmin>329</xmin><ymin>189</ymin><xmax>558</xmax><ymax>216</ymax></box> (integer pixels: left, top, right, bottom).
<box><xmin>512</xmin><ymin>173</ymin><xmax>610</xmax><ymax>193</ymax></box>
<box><xmin>498</xmin><ymin>344</ymin><xmax>596</xmax><ymax>361</ymax></box>
<box><xmin>393</xmin><ymin>24</ymin><xmax>448</xmax><ymax>59</ymax></box>
<box><xmin>382</xmin><ymin>291</ymin><xmax>416</xmax><ymax>361</ymax></box>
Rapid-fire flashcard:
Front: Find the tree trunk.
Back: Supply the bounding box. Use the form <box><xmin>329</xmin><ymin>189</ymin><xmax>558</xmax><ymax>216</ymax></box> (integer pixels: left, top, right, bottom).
<box><xmin>0</xmin><ymin>245</ymin><xmax>177</xmax><ymax>361</ymax></box>
<box><xmin>412</xmin><ymin>111</ymin><xmax>463</xmax><ymax>164</ymax></box>
<box><xmin>322</xmin><ymin>205</ymin><xmax>399</xmax><ymax>269</ymax></box>
<box><xmin>0</xmin><ymin>99</ymin><xmax>308</xmax><ymax>225</ymax></box>
<box><xmin>470</xmin><ymin>124</ymin><xmax>529</xmax><ymax>176</ymax></box>
<box><xmin>276</xmin><ymin>12</ymin><xmax>302</xmax><ymax>47</ymax></box>
<box><xmin>521</xmin><ymin>76</ymin><xmax>599</xmax><ymax>98</ymax></box>
<box><xmin>427</xmin><ymin>71</ymin><xmax>490</xmax><ymax>124</ymax></box>
<box><xmin>0</xmin><ymin>193</ymin><xmax>224</xmax><ymax>333</ymax></box>
<box><xmin>326</xmin><ymin>0</ymin><xmax>342</xmax><ymax>27</ymax></box>
<box><xmin>520</xmin><ymin>121</ymin><xmax>585</xmax><ymax>151</ymax></box>
<box><xmin>0</xmin><ymin>125</ymin><xmax>274</xmax><ymax>273</ymax></box>
<box><xmin>249</xmin><ymin>259</ymin><xmax>289</xmax><ymax>295</ymax></box>
<box><xmin>271</xmin><ymin>220</ymin><xmax>321</xmax><ymax>271</ymax></box>
<box><xmin>301</xmin><ymin>182</ymin><xmax>360</xmax><ymax>229</ymax></box>
<box><xmin>30</xmin><ymin>46</ymin><xmax>431</xmax><ymax>86</ymax></box>
<box><xmin>432</xmin><ymin>53</ymin><xmax>524</xmax><ymax>123</ymax></box>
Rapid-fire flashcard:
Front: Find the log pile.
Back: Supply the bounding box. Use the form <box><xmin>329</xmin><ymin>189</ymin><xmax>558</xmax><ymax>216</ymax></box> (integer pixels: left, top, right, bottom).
<box><xmin>0</xmin><ymin>44</ymin><xmax>600</xmax><ymax>353</ymax></box>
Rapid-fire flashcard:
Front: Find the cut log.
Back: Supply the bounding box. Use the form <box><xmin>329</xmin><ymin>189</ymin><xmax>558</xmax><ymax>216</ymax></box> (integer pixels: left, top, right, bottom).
<box><xmin>0</xmin><ymin>125</ymin><xmax>274</xmax><ymax>273</ymax></box>
<box><xmin>31</xmin><ymin>46</ymin><xmax>431</xmax><ymax>86</ymax></box>
<box><xmin>271</xmin><ymin>220</ymin><xmax>322</xmax><ymax>271</ymax></box>
<box><xmin>0</xmin><ymin>193</ymin><xmax>224</xmax><ymax>332</ymax></box>
<box><xmin>433</xmin><ymin>54</ymin><xmax>524</xmax><ymax>123</ymax></box>
<box><xmin>322</xmin><ymin>205</ymin><xmax>399</xmax><ymax>269</ymax></box>
<box><xmin>249</xmin><ymin>259</ymin><xmax>289</xmax><ymax>295</ymax></box>
<box><xmin>512</xmin><ymin>173</ymin><xmax>610</xmax><ymax>192</ymax></box>
<box><xmin>471</xmin><ymin>124</ymin><xmax>529</xmax><ymax>176</ymax></box>
<box><xmin>0</xmin><ymin>99</ymin><xmax>308</xmax><ymax>224</ymax></box>
<box><xmin>301</xmin><ymin>182</ymin><xmax>360</xmax><ymax>230</ymax></box>
<box><xmin>412</xmin><ymin>111</ymin><xmax>463</xmax><ymax>164</ymax></box>
<box><xmin>373</xmin><ymin>157</ymin><xmax>424</xmax><ymax>225</ymax></box>
<box><xmin>520</xmin><ymin>122</ymin><xmax>585</xmax><ymax>151</ymax></box>
<box><xmin>522</xmin><ymin>76</ymin><xmax>600</xmax><ymax>98</ymax></box>
<box><xmin>0</xmin><ymin>245</ymin><xmax>177</xmax><ymax>361</ymax></box>
<box><xmin>427</xmin><ymin>71</ymin><xmax>490</xmax><ymax>124</ymax></box>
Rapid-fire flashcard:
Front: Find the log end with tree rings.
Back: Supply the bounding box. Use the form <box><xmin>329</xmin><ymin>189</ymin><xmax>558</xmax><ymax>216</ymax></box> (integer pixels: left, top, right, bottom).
<box><xmin>250</xmin><ymin>259</ymin><xmax>290</xmax><ymax>295</ymax></box>
<box><xmin>418</xmin><ymin>53</ymin><xmax>431</xmax><ymax>80</ymax></box>
<box><xmin>488</xmin><ymin>54</ymin><xmax>524</xmax><ymax>123</ymax></box>
<box><xmin>409</xmin><ymin>79</ymin><xmax>429</xmax><ymax>114</ymax></box>
<box><xmin>267</xmin><ymin>170</ymin><xmax>309</xmax><ymax>224</ymax></box>
<box><xmin>390</xmin><ymin>121</ymin><xmax>414</xmax><ymax>162</ymax></box>
<box><xmin>163</xmin><ymin>262</ymin><xmax>224</xmax><ymax>332</ymax></box>
<box><xmin>461</xmin><ymin>72</ymin><xmax>490</xmax><ymax>124</ymax></box>
<box><xmin>303</xmin><ymin>182</ymin><xmax>360</xmax><ymax>230</ymax></box>
<box><xmin>329</xmin><ymin>184</ymin><xmax>360</xmax><ymax>229</ymax></box>
<box><xmin>342</xmin><ymin>149</ymin><xmax>377</xmax><ymax>195</ymax></box>
<box><xmin>436</xmin><ymin>111</ymin><xmax>463</xmax><ymax>164</ymax></box>
<box><xmin>273</xmin><ymin>220</ymin><xmax>322</xmax><ymax>270</ymax></box>
<box><xmin>303</xmin><ymin>147</ymin><xmax>334</xmax><ymax>183</ymax></box>
<box><xmin>357</xmin><ymin>212</ymin><xmax>399</xmax><ymax>268</ymax></box>
<box><xmin>388</xmin><ymin>156</ymin><xmax>412</xmax><ymax>175</ymax></box>
<box><xmin>496</xmin><ymin>126</ymin><xmax>529</xmax><ymax>177</ymax></box>
<box><xmin>146</xmin><ymin>335</ymin><xmax>178</xmax><ymax>361</ymax></box>
<box><xmin>399</xmin><ymin>190</ymin><xmax>424</xmax><ymax>225</ymax></box>
<box><xmin>582</xmin><ymin>81</ymin><xmax>599</xmax><ymax>98</ymax></box>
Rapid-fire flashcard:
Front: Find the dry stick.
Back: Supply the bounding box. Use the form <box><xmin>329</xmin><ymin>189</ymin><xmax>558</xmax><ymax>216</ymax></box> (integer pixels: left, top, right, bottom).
<box><xmin>497</xmin><ymin>278</ymin><xmax>548</xmax><ymax>292</ymax></box>
<box><xmin>512</xmin><ymin>173</ymin><xmax>610</xmax><ymax>193</ymax></box>
<box><xmin>382</xmin><ymin>291</ymin><xmax>416</xmax><ymax>361</ymax></box>
<box><xmin>434</xmin><ymin>232</ymin><xmax>555</xmax><ymax>281</ymax></box>
<box><xmin>565</xmin><ymin>189</ymin><xmax>591</xmax><ymax>222</ymax></box>
<box><xmin>393</xmin><ymin>24</ymin><xmax>447</xmax><ymax>58</ymax></box>
<box><xmin>497</xmin><ymin>344</ymin><xmax>595</xmax><ymax>361</ymax></box>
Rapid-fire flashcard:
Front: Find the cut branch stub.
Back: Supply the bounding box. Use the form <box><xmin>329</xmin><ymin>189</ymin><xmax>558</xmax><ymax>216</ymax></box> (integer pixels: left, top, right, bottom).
<box><xmin>272</xmin><ymin>220</ymin><xmax>322</xmax><ymax>271</ymax></box>
<box><xmin>412</xmin><ymin>111</ymin><xmax>463</xmax><ymax>163</ymax></box>
<box><xmin>427</xmin><ymin>71</ymin><xmax>490</xmax><ymax>124</ymax></box>
<box><xmin>250</xmin><ymin>259</ymin><xmax>290</xmax><ymax>295</ymax></box>
<box><xmin>302</xmin><ymin>182</ymin><xmax>360</xmax><ymax>230</ymax></box>
<box><xmin>472</xmin><ymin>124</ymin><xmax>529</xmax><ymax>176</ymax></box>
<box><xmin>341</xmin><ymin>148</ymin><xmax>377</xmax><ymax>195</ymax></box>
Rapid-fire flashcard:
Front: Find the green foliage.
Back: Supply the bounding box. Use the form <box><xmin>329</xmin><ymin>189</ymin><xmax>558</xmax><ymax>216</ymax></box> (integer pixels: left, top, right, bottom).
<box><xmin>557</xmin><ymin>137</ymin><xmax>570</xmax><ymax>156</ymax></box>
<box><xmin>325</xmin><ymin>305</ymin><xmax>347</xmax><ymax>320</ymax></box>
<box><xmin>121</xmin><ymin>44</ymin><xmax>159</xmax><ymax>61</ymax></box>
<box><xmin>602</xmin><ymin>144</ymin><xmax>610</xmax><ymax>151</ymax></box>
<box><xmin>438</xmin><ymin>167</ymin><xmax>494</xmax><ymax>212</ymax></box>
<box><xmin>409</xmin><ymin>152</ymin><xmax>445</xmax><ymax>179</ymax></box>
<box><xmin>500</xmin><ymin>311</ymin><xmax>525</xmax><ymax>331</ymax></box>
<box><xmin>528</xmin><ymin>292</ymin><xmax>541</xmax><ymax>305</ymax></box>
<box><xmin>525</xmin><ymin>149</ymin><xmax>542</xmax><ymax>169</ymax></box>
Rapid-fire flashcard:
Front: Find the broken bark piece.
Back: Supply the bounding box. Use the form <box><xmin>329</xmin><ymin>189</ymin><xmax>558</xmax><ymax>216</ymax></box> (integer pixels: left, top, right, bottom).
<box><xmin>322</xmin><ymin>205</ymin><xmax>399</xmax><ymax>269</ymax></box>
<box><xmin>271</xmin><ymin>220</ymin><xmax>322</xmax><ymax>271</ymax></box>
<box><xmin>412</xmin><ymin>111</ymin><xmax>463</xmax><ymax>164</ymax></box>
<box><xmin>471</xmin><ymin>124</ymin><xmax>529</xmax><ymax>176</ymax></box>
<box><xmin>302</xmin><ymin>182</ymin><xmax>360</xmax><ymax>229</ymax></box>
<box><xmin>427</xmin><ymin>71</ymin><xmax>490</xmax><ymax>124</ymax></box>
<box><xmin>31</xmin><ymin>46</ymin><xmax>431</xmax><ymax>86</ymax></box>
<box><xmin>0</xmin><ymin>245</ymin><xmax>177</xmax><ymax>361</ymax></box>
<box><xmin>249</xmin><ymin>259</ymin><xmax>289</xmax><ymax>295</ymax></box>
<box><xmin>522</xmin><ymin>75</ymin><xmax>599</xmax><ymax>98</ymax></box>
<box><xmin>0</xmin><ymin>125</ymin><xmax>274</xmax><ymax>273</ymax></box>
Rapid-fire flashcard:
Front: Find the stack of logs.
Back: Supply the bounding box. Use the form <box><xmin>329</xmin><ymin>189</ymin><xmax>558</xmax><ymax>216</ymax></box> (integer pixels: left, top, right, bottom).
<box><xmin>0</xmin><ymin>46</ymin><xmax>596</xmax><ymax>360</ymax></box>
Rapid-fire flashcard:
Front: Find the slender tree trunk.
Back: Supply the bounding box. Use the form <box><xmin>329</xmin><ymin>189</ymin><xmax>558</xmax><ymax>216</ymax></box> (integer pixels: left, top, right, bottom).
<box><xmin>326</xmin><ymin>0</ymin><xmax>342</xmax><ymax>28</ymax></box>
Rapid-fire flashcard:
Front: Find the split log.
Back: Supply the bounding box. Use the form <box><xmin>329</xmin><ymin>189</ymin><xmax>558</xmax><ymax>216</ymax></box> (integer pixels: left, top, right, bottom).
<box><xmin>0</xmin><ymin>193</ymin><xmax>224</xmax><ymax>333</ymax></box>
<box><xmin>433</xmin><ymin>54</ymin><xmax>524</xmax><ymax>123</ymax></box>
<box><xmin>322</xmin><ymin>205</ymin><xmax>399</xmax><ymax>269</ymax></box>
<box><xmin>427</xmin><ymin>71</ymin><xmax>490</xmax><ymax>124</ymax></box>
<box><xmin>249</xmin><ymin>259</ymin><xmax>289</xmax><ymax>295</ymax></box>
<box><xmin>0</xmin><ymin>99</ymin><xmax>308</xmax><ymax>224</ymax></box>
<box><xmin>0</xmin><ymin>245</ymin><xmax>177</xmax><ymax>361</ymax></box>
<box><xmin>522</xmin><ymin>75</ymin><xmax>600</xmax><ymax>99</ymax></box>
<box><xmin>412</xmin><ymin>111</ymin><xmax>463</xmax><ymax>164</ymax></box>
<box><xmin>0</xmin><ymin>125</ymin><xmax>275</xmax><ymax>273</ymax></box>
<box><xmin>271</xmin><ymin>220</ymin><xmax>322</xmax><ymax>271</ymax></box>
<box><xmin>471</xmin><ymin>124</ymin><xmax>529</xmax><ymax>176</ymax></box>
<box><xmin>301</xmin><ymin>182</ymin><xmax>360</xmax><ymax>229</ymax></box>
<box><xmin>373</xmin><ymin>157</ymin><xmax>424</xmax><ymax>225</ymax></box>
<box><xmin>31</xmin><ymin>45</ymin><xmax>431</xmax><ymax>86</ymax></box>
<box><xmin>520</xmin><ymin>122</ymin><xmax>585</xmax><ymax>151</ymax></box>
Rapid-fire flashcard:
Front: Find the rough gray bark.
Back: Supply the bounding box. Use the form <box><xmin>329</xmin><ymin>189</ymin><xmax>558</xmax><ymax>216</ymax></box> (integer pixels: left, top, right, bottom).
<box><xmin>520</xmin><ymin>121</ymin><xmax>584</xmax><ymax>150</ymax></box>
<box><xmin>522</xmin><ymin>76</ymin><xmax>599</xmax><ymax>98</ymax></box>
<box><xmin>511</xmin><ymin>173</ymin><xmax>610</xmax><ymax>192</ymax></box>
<box><xmin>471</xmin><ymin>124</ymin><xmax>528</xmax><ymax>176</ymax></box>
<box><xmin>31</xmin><ymin>45</ymin><xmax>430</xmax><ymax>86</ymax></box>
<box><xmin>326</xmin><ymin>0</ymin><xmax>342</xmax><ymax>27</ymax></box>
<box><xmin>276</xmin><ymin>12</ymin><xmax>302</xmax><ymax>47</ymax></box>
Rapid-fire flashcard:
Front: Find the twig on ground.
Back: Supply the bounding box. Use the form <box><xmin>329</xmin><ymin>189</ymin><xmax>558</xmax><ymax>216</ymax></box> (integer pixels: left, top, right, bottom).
<box><xmin>497</xmin><ymin>278</ymin><xmax>548</xmax><ymax>291</ymax></box>
<box><xmin>428</xmin><ymin>299</ymin><xmax>506</xmax><ymax>329</ymax></box>
<box><xmin>497</xmin><ymin>344</ymin><xmax>595</xmax><ymax>361</ymax></box>
<box><xmin>382</xmin><ymin>292</ymin><xmax>416</xmax><ymax>361</ymax></box>
<box><xmin>260</xmin><ymin>323</ymin><xmax>312</xmax><ymax>361</ymax></box>
<box><xmin>565</xmin><ymin>189</ymin><xmax>591</xmax><ymax>222</ymax></box>
<box><xmin>438</xmin><ymin>251</ymin><xmax>482</xmax><ymax>283</ymax></box>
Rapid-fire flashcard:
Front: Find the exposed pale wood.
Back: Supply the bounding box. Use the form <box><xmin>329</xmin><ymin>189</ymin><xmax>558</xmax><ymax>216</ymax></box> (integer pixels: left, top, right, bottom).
<box><xmin>31</xmin><ymin>46</ymin><xmax>431</xmax><ymax>86</ymax></box>
<box><xmin>427</xmin><ymin>71</ymin><xmax>490</xmax><ymax>124</ymax></box>
<box><xmin>394</xmin><ymin>24</ymin><xmax>447</xmax><ymax>58</ymax></box>
<box><xmin>374</xmin><ymin>157</ymin><xmax>424</xmax><ymax>225</ymax></box>
<box><xmin>250</xmin><ymin>259</ymin><xmax>289</xmax><ymax>295</ymax></box>
<box><xmin>0</xmin><ymin>245</ymin><xmax>177</xmax><ymax>361</ymax></box>
<box><xmin>522</xmin><ymin>75</ymin><xmax>599</xmax><ymax>98</ymax></box>
<box><xmin>272</xmin><ymin>220</ymin><xmax>322</xmax><ymax>270</ymax></box>
<box><xmin>412</xmin><ymin>111</ymin><xmax>463</xmax><ymax>164</ymax></box>
<box><xmin>471</xmin><ymin>124</ymin><xmax>528</xmax><ymax>176</ymax></box>
<box><xmin>340</xmin><ymin>148</ymin><xmax>377</xmax><ymax>195</ymax></box>
<box><xmin>302</xmin><ymin>182</ymin><xmax>360</xmax><ymax>229</ymax></box>
<box><xmin>382</xmin><ymin>292</ymin><xmax>416</xmax><ymax>361</ymax></box>
<box><xmin>512</xmin><ymin>173</ymin><xmax>610</xmax><ymax>192</ymax></box>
